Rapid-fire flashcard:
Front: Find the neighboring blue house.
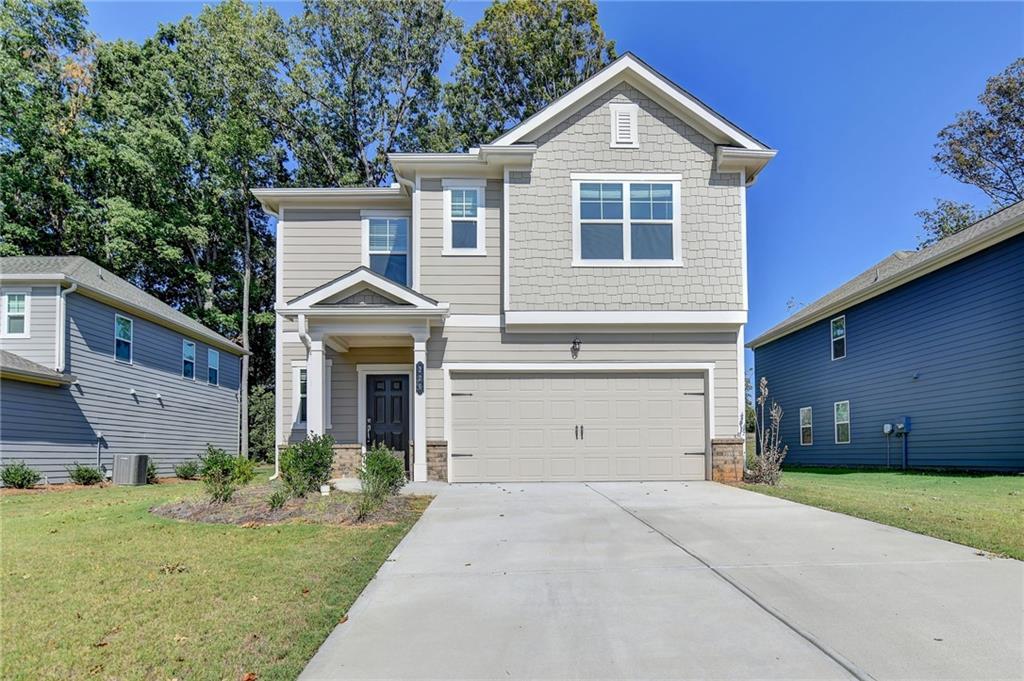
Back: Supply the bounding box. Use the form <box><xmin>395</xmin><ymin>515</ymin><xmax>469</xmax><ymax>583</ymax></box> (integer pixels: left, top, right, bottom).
<box><xmin>749</xmin><ymin>202</ymin><xmax>1024</xmax><ymax>471</ymax></box>
<box><xmin>0</xmin><ymin>256</ymin><xmax>245</xmax><ymax>483</ymax></box>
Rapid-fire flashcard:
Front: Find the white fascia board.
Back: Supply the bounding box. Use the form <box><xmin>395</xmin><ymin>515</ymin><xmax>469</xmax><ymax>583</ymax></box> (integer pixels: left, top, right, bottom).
<box><xmin>490</xmin><ymin>54</ymin><xmax>766</xmax><ymax>151</ymax></box>
<box><xmin>715</xmin><ymin>148</ymin><xmax>778</xmax><ymax>184</ymax></box>
<box><xmin>504</xmin><ymin>310</ymin><xmax>746</xmax><ymax>326</ymax></box>
<box><xmin>0</xmin><ymin>274</ymin><xmax>67</xmax><ymax>284</ymax></box>
<box><xmin>251</xmin><ymin>187</ymin><xmax>408</xmax><ymax>216</ymax></box>
<box><xmin>280</xmin><ymin>306</ymin><xmax>449</xmax><ymax>319</ymax></box>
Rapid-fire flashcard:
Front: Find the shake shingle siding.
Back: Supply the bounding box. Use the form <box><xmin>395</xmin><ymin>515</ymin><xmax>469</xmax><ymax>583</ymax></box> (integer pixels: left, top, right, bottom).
<box><xmin>754</xmin><ymin>233</ymin><xmax>1024</xmax><ymax>471</ymax></box>
<box><xmin>0</xmin><ymin>293</ymin><xmax>241</xmax><ymax>481</ymax></box>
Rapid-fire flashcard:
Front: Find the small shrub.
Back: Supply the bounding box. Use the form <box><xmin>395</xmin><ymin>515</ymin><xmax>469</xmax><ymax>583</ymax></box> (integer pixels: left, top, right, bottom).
<box><xmin>280</xmin><ymin>433</ymin><xmax>335</xmax><ymax>498</ymax></box>
<box><xmin>267</xmin><ymin>487</ymin><xmax>287</xmax><ymax>511</ymax></box>
<box><xmin>2</xmin><ymin>461</ymin><xmax>42</xmax><ymax>489</ymax></box>
<box><xmin>357</xmin><ymin>443</ymin><xmax>406</xmax><ymax>518</ymax></box>
<box><xmin>66</xmin><ymin>462</ymin><xmax>104</xmax><ymax>486</ymax></box>
<box><xmin>199</xmin><ymin>445</ymin><xmax>238</xmax><ymax>503</ymax></box>
<box><xmin>173</xmin><ymin>460</ymin><xmax>200</xmax><ymax>480</ymax></box>
<box><xmin>747</xmin><ymin>377</ymin><xmax>788</xmax><ymax>485</ymax></box>
<box><xmin>146</xmin><ymin>459</ymin><xmax>159</xmax><ymax>484</ymax></box>
<box><xmin>231</xmin><ymin>455</ymin><xmax>256</xmax><ymax>486</ymax></box>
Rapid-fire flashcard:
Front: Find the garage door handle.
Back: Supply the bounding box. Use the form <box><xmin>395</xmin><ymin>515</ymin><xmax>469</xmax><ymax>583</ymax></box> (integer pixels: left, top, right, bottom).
<box><xmin>685</xmin><ymin>451</ymin><xmax>705</xmax><ymax>455</ymax></box>
<box><xmin>575</xmin><ymin>425</ymin><xmax>579</xmax><ymax>440</ymax></box>
<box><xmin>451</xmin><ymin>453</ymin><xmax>473</xmax><ymax>457</ymax></box>
<box><xmin>580</xmin><ymin>425</ymin><xmax>584</xmax><ymax>439</ymax></box>
<box><xmin>452</xmin><ymin>392</ymin><xmax>474</xmax><ymax>397</ymax></box>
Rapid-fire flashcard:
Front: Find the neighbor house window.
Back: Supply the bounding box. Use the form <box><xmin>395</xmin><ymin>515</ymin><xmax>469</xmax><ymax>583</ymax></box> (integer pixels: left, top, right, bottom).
<box><xmin>207</xmin><ymin>349</ymin><xmax>219</xmax><ymax>386</ymax></box>
<box><xmin>366</xmin><ymin>216</ymin><xmax>409</xmax><ymax>286</ymax></box>
<box><xmin>572</xmin><ymin>176</ymin><xmax>681</xmax><ymax>265</ymax></box>
<box><xmin>182</xmin><ymin>340</ymin><xmax>196</xmax><ymax>379</ymax></box>
<box><xmin>831</xmin><ymin>316</ymin><xmax>846</xmax><ymax>360</ymax></box>
<box><xmin>834</xmin><ymin>401</ymin><xmax>851</xmax><ymax>444</ymax></box>
<box><xmin>114</xmin><ymin>314</ymin><xmax>133</xmax><ymax>363</ymax></box>
<box><xmin>800</xmin><ymin>407</ymin><xmax>813</xmax><ymax>446</ymax></box>
<box><xmin>443</xmin><ymin>180</ymin><xmax>486</xmax><ymax>255</ymax></box>
<box><xmin>1</xmin><ymin>291</ymin><xmax>28</xmax><ymax>337</ymax></box>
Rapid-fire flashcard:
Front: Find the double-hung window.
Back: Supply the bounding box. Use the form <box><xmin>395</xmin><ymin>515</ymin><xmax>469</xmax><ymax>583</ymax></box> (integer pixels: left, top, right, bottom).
<box><xmin>182</xmin><ymin>340</ymin><xmax>196</xmax><ymax>379</ymax></box>
<box><xmin>834</xmin><ymin>401</ymin><xmax>851</xmax><ymax>444</ymax></box>
<box><xmin>831</xmin><ymin>316</ymin><xmax>846</xmax><ymax>360</ymax></box>
<box><xmin>114</xmin><ymin>314</ymin><xmax>133</xmax><ymax>363</ymax></box>
<box><xmin>800</xmin><ymin>407</ymin><xmax>813</xmax><ymax>446</ymax></box>
<box><xmin>443</xmin><ymin>180</ymin><xmax>486</xmax><ymax>255</ymax></box>
<box><xmin>208</xmin><ymin>349</ymin><xmax>219</xmax><ymax>386</ymax></box>
<box><xmin>572</xmin><ymin>175</ymin><xmax>681</xmax><ymax>265</ymax></box>
<box><xmin>1</xmin><ymin>291</ymin><xmax>28</xmax><ymax>337</ymax></box>
<box><xmin>365</xmin><ymin>215</ymin><xmax>409</xmax><ymax>286</ymax></box>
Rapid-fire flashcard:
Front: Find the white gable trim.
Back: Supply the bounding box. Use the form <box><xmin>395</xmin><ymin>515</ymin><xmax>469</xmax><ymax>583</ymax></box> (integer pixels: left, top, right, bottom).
<box><xmin>490</xmin><ymin>54</ymin><xmax>767</xmax><ymax>151</ymax></box>
<box><xmin>283</xmin><ymin>268</ymin><xmax>443</xmax><ymax>311</ymax></box>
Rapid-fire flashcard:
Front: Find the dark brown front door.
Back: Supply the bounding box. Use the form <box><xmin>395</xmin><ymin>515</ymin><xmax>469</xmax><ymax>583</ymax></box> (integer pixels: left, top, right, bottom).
<box><xmin>366</xmin><ymin>374</ymin><xmax>410</xmax><ymax>473</ymax></box>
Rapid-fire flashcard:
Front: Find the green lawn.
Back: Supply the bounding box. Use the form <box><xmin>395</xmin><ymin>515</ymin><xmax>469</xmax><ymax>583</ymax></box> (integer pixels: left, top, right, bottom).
<box><xmin>1</xmin><ymin>479</ymin><xmax>428</xmax><ymax>680</ymax></box>
<box><xmin>742</xmin><ymin>468</ymin><xmax>1024</xmax><ymax>559</ymax></box>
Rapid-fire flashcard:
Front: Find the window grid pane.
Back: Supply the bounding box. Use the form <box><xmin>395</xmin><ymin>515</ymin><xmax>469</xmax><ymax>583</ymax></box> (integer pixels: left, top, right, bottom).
<box><xmin>630</xmin><ymin>223</ymin><xmax>673</xmax><ymax>259</ymax></box>
<box><xmin>115</xmin><ymin>317</ymin><xmax>132</xmax><ymax>341</ymax></box>
<box><xmin>580</xmin><ymin>182</ymin><xmax>623</xmax><ymax>220</ymax></box>
<box><xmin>630</xmin><ymin>183</ymin><xmax>673</xmax><ymax>221</ymax></box>
<box><xmin>581</xmin><ymin>223</ymin><xmax>624</xmax><ymax>259</ymax></box>
<box><xmin>450</xmin><ymin>189</ymin><xmax>478</xmax><ymax>218</ymax></box>
<box><xmin>7</xmin><ymin>294</ymin><xmax>25</xmax><ymax>314</ymax></box>
<box><xmin>368</xmin><ymin>218</ymin><xmax>408</xmax><ymax>254</ymax></box>
<box><xmin>452</xmin><ymin>221</ymin><xmax>477</xmax><ymax>249</ymax></box>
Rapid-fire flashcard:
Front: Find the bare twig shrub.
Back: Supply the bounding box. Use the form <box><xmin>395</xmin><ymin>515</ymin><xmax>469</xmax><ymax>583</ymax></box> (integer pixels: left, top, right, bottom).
<box><xmin>748</xmin><ymin>377</ymin><xmax>788</xmax><ymax>485</ymax></box>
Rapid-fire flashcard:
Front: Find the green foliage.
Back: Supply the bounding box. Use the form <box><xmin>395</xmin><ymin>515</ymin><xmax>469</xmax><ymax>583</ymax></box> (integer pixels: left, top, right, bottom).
<box><xmin>231</xmin><ymin>454</ymin><xmax>256</xmax><ymax>486</ymax></box>
<box><xmin>443</xmin><ymin>0</ymin><xmax>616</xmax><ymax>149</ymax></box>
<box><xmin>146</xmin><ymin>458</ymin><xmax>158</xmax><ymax>484</ymax></box>
<box><xmin>248</xmin><ymin>384</ymin><xmax>275</xmax><ymax>462</ymax></box>
<box><xmin>66</xmin><ymin>462</ymin><xmax>103</xmax><ymax>486</ymax></box>
<box><xmin>357</xmin><ymin>442</ymin><xmax>406</xmax><ymax>518</ymax></box>
<box><xmin>279</xmin><ymin>433</ymin><xmax>335</xmax><ymax>498</ymax></box>
<box><xmin>173</xmin><ymin>460</ymin><xmax>200</xmax><ymax>480</ymax></box>
<box><xmin>199</xmin><ymin>445</ymin><xmax>238</xmax><ymax>503</ymax></box>
<box><xmin>267</xmin><ymin>486</ymin><xmax>287</xmax><ymax>511</ymax></box>
<box><xmin>915</xmin><ymin>199</ymin><xmax>985</xmax><ymax>248</ymax></box>
<box><xmin>1</xmin><ymin>461</ymin><xmax>42</xmax><ymax>489</ymax></box>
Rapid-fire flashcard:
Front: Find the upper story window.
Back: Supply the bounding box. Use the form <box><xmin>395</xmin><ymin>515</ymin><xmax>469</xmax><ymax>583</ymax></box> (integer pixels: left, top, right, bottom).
<box><xmin>208</xmin><ymin>349</ymin><xmax>219</xmax><ymax>385</ymax></box>
<box><xmin>182</xmin><ymin>340</ymin><xmax>196</xmax><ymax>379</ymax></box>
<box><xmin>114</xmin><ymin>314</ymin><xmax>133</xmax><ymax>364</ymax></box>
<box><xmin>834</xmin><ymin>400</ymin><xmax>851</xmax><ymax>444</ymax></box>
<box><xmin>571</xmin><ymin>175</ymin><xmax>682</xmax><ymax>266</ymax></box>
<box><xmin>609</xmin><ymin>102</ymin><xmax>639</xmax><ymax>148</ymax></box>
<box><xmin>831</xmin><ymin>316</ymin><xmax>846</xmax><ymax>360</ymax></box>
<box><xmin>800</xmin><ymin>407</ymin><xmax>813</xmax><ymax>446</ymax></box>
<box><xmin>1</xmin><ymin>290</ymin><xmax>29</xmax><ymax>338</ymax></box>
<box><xmin>442</xmin><ymin>179</ymin><xmax>486</xmax><ymax>255</ymax></box>
<box><xmin>365</xmin><ymin>215</ymin><xmax>409</xmax><ymax>287</ymax></box>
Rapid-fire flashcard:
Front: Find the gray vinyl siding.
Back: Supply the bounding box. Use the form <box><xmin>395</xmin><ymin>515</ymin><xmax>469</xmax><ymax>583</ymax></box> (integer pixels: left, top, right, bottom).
<box><xmin>0</xmin><ymin>285</ymin><xmax>58</xmax><ymax>368</ymax></box>
<box><xmin>0</xmin><ymin>293</ymin><xmax>241</xmax><ymax>482</ymax></box>
<box><xmin>508</xmin><ymin>82</ymin><xmax>744</xmax><ymax>311</ymax></box>
<box><xmin>419</xmin><ymin>178</ymin><xmax>502</xmax><ymax>314</ymax></box>
<box><xmin>281</xmin><ymin>208</ymin><xmax>367</xmax><ymax>300</ymax></box>
<box><xmin>754</xmin><ymin>233</ymin><xmax>1024</xmax><ymax>471</ymax></box>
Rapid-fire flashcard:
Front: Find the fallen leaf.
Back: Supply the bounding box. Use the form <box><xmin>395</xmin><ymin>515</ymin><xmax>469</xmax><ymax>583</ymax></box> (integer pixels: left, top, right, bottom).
<box><xmin>93</xmin><ymin>641</ymin><xmax>108</xmax><ymax>648</ymax></box>
<box><xmin>241</xmin><ymin>673</ymin><xmax>258</xmax><ymax>681</ymax></box>
<box><xmin>339</xmin><ymin>615</ymin><xmax>348</xmax><ymax>624</ymax></box>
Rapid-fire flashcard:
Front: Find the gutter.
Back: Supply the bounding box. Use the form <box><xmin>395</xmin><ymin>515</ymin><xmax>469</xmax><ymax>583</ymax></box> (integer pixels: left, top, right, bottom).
<box><xmin>55</xmin><ymin>281</ymin><xmax>78</xmax><ymax>372</ymax></box>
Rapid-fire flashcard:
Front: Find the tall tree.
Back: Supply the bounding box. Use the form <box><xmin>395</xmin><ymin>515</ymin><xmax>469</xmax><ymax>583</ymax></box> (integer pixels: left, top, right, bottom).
<box><xmin>0</xmin><ymin>0</ymin><xmax>93</xmax><ymax>256</ymax></box>
<box><xmin>442</xmin><ymin>0</ymin><xmax>616</xmax><ymax>150</ymax></box>
<box><xmin>280</xmin><ymin>0</ymin><xmax>461</xmax><ymax>186</ymax></box>
<box><xmin>914</xmin><ymin>199</ymin><xmax>983</xmax><ymax>248</ymax></box>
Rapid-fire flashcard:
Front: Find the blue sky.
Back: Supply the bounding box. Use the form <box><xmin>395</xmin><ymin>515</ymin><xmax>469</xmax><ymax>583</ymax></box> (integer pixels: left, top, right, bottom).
<box><xmin>86</xmin><ymin>1</ymin><xmax>1022</xmax><ymax>367</ymax></box>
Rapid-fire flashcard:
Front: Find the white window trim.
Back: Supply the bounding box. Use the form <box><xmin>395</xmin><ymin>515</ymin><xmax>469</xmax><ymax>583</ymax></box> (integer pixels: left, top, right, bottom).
<box><xmin>831</xmin><ymin>315</ymin><xmax>847</xmax><ymax>361</ymax></box>
<box><xmin>113</xmin><ymin>313</ymin><xmax>133</xmax><ymax>365</ymax></box>
<box><xmin>609</xmin><ymin>102</ymin><xmax>639</xmax><ymax>148</ymax></box>
<box><xmin>292</xmin><ymin>359</ymin><xmax>333</xmax><ymax>430</ymax></box>
<box><xmin>181</xmin><ymin>340</ymin><xmax>196</xmax><ymax>380</ymax></box>
<box><xmin>570</xmin><ymin>175</ymin><xmax>683</xmax><ymax>267</ymax></box>
<box><xmin>442</xmin><ymin>178</ymin><xmax>487</xmax><ymax>256</ymax></box>
<box><xmin>0</xmin><ymin>289</ymin><xmax>30</xmax><ymax>339</ymax></box>
<box><xmin>207</xmin><ymin>348</ymin><xmax>220</xmax><ymax>386</ymax></box>
<box><xmin>799</xmin><ymin>406</ymin><xmax>813</xmax><ymax>446</ymax></box>
<box><xmin>361</xmin><ymin>210</ymin><xmax>411</xmax><ymax>287</ymax></box>
<box><xmin>834</xmin><ymin>400</ymin><xmax>851</xmax><ymax>445</ymax></box>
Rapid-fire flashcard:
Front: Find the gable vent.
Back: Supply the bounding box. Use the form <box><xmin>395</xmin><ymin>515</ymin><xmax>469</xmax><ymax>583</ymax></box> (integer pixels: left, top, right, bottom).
<box><xmin>609</xmin><ymin>103</ymin><xmax>639</xmax><ymax>148</ymax></box>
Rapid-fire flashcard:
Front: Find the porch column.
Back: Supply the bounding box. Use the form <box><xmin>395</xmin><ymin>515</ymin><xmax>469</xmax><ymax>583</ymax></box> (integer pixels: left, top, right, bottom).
<box><xmin>306</xmin><ymin>339</ymin><xmax>326</xmax><ymax>436</ymax></box>
<box><xmin>412</xmin><ymin>333</ymin><xmax>428</xmax><ymax>482</ymax></box>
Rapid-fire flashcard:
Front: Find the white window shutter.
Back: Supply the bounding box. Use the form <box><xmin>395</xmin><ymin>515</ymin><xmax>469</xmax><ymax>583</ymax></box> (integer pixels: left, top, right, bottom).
<box><xmin>609</xmin><ymin>103</ymin><xmax>638</xmax><ymax>148</ymax></box>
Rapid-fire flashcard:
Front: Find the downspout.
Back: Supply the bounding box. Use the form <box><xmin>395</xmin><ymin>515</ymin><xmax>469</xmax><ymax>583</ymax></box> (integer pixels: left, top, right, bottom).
<box><xmin>55</xmin><ymin>280</ymin><xmax>78</xmax><ymax>372</ymax></box>
<box><xmin>270</xmin><ymin>313</ymin><xmax>312</xmax><ymax>481</ymax></box>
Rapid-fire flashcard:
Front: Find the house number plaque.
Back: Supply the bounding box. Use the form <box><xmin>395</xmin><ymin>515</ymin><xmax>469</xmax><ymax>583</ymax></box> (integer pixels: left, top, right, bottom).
<box><xmin>415</xmin><ymin>361</ymin><xmax>424</xmax><ymax>395</ymax></box>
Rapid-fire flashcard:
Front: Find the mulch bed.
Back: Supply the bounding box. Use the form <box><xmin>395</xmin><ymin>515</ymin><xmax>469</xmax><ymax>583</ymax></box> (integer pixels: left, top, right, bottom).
<box><xmin>150</xmin><ymin>483</ymin><xmax>423</xmax><ymax>527</ymax></box>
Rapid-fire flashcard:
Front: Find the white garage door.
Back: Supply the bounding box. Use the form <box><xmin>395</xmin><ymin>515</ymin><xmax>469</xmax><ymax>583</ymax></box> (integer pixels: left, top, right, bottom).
<box><xmin>450</xmin><ymin>372</ymin><xmax>707</xmax><ymax>482</ymax></box>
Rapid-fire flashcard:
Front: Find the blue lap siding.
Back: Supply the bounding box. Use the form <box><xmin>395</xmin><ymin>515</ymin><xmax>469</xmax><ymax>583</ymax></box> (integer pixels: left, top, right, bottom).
<box><xmin>753</xmin><ymin>233</ymin><xmax>1024</xmax><ymax>471</ymax></box>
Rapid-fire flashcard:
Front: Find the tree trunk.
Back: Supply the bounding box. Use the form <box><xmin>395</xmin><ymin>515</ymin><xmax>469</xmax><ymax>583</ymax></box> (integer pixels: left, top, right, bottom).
<box><xmin>240</xmin><ymin>185</ymin><xmax>252</xmax><ymax>459</ymax></box>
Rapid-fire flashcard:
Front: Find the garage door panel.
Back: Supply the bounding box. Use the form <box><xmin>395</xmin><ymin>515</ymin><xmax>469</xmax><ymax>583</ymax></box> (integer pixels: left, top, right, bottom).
<box><xmin>451</xmin><ymin>372</ymin><xmax>707</xmax><ymax>482</ymax></box>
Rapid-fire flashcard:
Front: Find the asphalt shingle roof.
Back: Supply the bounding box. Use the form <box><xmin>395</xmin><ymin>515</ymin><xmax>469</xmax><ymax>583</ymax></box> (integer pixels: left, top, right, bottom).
<box><xmin>0</xmin><ymin>256</ymin><xmax>243</xmax><ymax>354</ymax></box>
<box><xmin>0</xmin><ymin>349</ymin><xmax>75</xmax><ymax>384</ymax></box>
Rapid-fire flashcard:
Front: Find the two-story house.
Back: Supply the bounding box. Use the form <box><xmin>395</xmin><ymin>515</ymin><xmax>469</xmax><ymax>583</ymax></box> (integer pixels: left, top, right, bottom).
<box><xmin>0</xmin><ymin>256</ymin><xmax>245</xmax><ymax>482</ymax></box>
<box><xmin>750</xmin><ymin>202</ymin><xmax>1024</xmax><ymax>471</ymax></box>
<box><xmin>253</xmin><ymin>53</ymin><xmax>776</xmax><ymax>483</ymax></box>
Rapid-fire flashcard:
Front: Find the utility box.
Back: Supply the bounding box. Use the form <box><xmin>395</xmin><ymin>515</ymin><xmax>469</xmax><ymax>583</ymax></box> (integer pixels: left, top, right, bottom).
<box><xmin>112</xmin><ymin>454</ymin><xmax>149</xmax><ymax>485</ymax></box>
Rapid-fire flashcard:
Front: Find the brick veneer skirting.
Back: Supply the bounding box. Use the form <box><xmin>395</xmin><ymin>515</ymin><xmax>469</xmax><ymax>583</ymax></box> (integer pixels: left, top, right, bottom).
<box><xmin>332</xmin><ymin>443</ymin><xmax>363</xmax><ymax>478</ymax></box>
<box><xmin>711</xmin><ymin>438</ymin><xmax>745</xmax><ymax>483</ymax></box>
<box><xmin>426</xmin><ymin>440</ymin><xmax>448</xmax><ymax>482</ymax></box>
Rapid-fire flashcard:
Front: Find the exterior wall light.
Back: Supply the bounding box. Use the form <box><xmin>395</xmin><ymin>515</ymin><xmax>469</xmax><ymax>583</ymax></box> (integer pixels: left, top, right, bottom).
<box><xmin>571</xmin><ymin>337</ymin><xmax>582</xmax><ymax>360</ymax></box>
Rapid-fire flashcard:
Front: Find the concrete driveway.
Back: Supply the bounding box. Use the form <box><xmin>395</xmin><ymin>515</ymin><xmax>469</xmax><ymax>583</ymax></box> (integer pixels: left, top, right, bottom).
<box><xmin>301</xmin><ymin>482</ymin><xmax>1023</xmax><ymax>680</ymax></box>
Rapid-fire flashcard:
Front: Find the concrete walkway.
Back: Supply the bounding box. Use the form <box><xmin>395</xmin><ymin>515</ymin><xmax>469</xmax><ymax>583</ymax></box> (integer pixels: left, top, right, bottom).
<box><xmin>300</xmin><ymin>482</ymin><xmax>1023</xmax><ymax>680</ymax></box>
